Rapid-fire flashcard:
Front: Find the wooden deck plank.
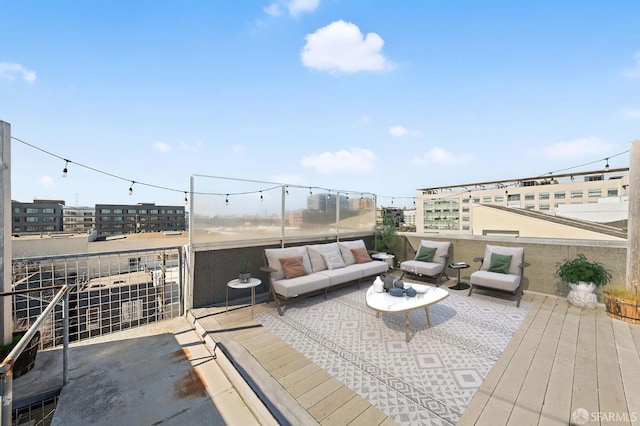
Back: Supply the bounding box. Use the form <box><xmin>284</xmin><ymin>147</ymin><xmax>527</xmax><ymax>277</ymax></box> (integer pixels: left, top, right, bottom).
<box><xmin>571</xmin><ymin>307</ymin><xmax>600</xmax><ymax>418</ymax></box>
<box><xmin>457</xmin><ymin>293</ymin><xmax>546</xmax><ymax>425</ymax></box>
<box><xmin>269</xmin><ymin>354</ymin><xmax>314</xmax><ymax>380</ymax></box>
<box><xmin>539</xmin><ymin>303</ymin><xmax>581</xmax><ymax>426</ymax></box>
<box><xmin>287</xmin><ymin>369</ymin><xmax>333</xmax><ymax>399</ymax></box>
<box><xmin>319</xmin><ymin>395</ymin><xmax>370</xmax><ymax>426</ymax></box>
<box><xmin>261</xmin><ymin>347</ymin><xmax>306</xmax><ymax>372</ymax></box>
<box><xmin>612</xmin><ymin>319</ymin><xmax>640</xmax><ymax>425</ymax></box>
<box><xmin>308</xmin><ymin>386</ymin><xmax>357</xmax><ymax>422</ymax></box>
<box><xmin>507</xmin><ymin>297</ymin><xmax>567</xmax><ymax>425</ymax></box>
<box><xmin>298</xmin><ymin>378</ymin><xmax>344</xmax><ymax>410</ymax></box>
<box><xmin>244</xmin><ymin>337</ymin><xmax>287</xmax><ymax>356</ymax></box>
<box><xmin>278</xmin><ymin>362</ymin><xmax>323</xmax><ymax>389</ymax></box>
<box><xmin>474</xmin><ymin>295</ymin><xmax>556</xmax><ymax>425</ymax></box>
<box><xmin>595</xmin><ymin>311</ymin><xmax>630</xmax><ymax>424</ymax></box>
<box><xmin>348</xmin><ymin>405</ymin><xmax>393</xmax><ymax>426</ymax></box>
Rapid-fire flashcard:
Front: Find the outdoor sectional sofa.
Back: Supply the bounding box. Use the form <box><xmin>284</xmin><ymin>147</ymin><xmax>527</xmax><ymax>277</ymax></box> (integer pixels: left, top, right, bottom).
<box><xmin>263</xmin><ymin>239</ymin><xmax>389</xmax><ymax>315</ymax></box>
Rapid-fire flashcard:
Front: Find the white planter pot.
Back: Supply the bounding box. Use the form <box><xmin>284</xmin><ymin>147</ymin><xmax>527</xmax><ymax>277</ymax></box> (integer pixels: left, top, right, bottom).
<box><xmin>567</xmin><ymin>282</ymin><xmax>597</xmax><ymax>308</ymax></box>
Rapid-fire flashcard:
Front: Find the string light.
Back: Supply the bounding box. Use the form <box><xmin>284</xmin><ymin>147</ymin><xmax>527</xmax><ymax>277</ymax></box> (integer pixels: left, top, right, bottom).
<box><xmin>285</xmin><ymin>186</ymin><xmax>289</xmax><ymax>196</ymax></box>
<box><xmin>62</xmin><ymin>159</ymin><xmax>69</xmax><ymax>177</ymax></box>
<box><xmin>225</xmin><ymin>194</ymin><xmax>229</xmax><ymax>205</ymax></box>
<box><xmin>128</xmin><ymin>181</ymin><xmax>135</xmax><ymax>195</ymax></box>
<box><xmin>309</xmin><ymin>187</ymin><xmax>312</xmax><ymax>195</ymax></box>
<box><xmin>260</xmin><ymin>191</ymin><xmax>263</xmax><ymax>201</ymax></box>
<box><xmin>184</xmin><ymin>192</ymin><xmax>188</xmax><ymax>205</ymax></box>
<box><xmin>605</xmin><ymin>158</ymin><xmax>610</xmax><ymax>171</ymax></box>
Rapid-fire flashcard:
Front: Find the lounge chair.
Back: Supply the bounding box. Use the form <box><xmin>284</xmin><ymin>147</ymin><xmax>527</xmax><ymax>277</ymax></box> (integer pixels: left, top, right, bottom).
<box><xmin>468</xmin><ymin>244</ymin><xmax>529</xmax><ymax>307</ymax></box>
<box><xmin>399</xmin><ymin>240</ymin><xmax>451</xmax><ymax>285</ymax></box>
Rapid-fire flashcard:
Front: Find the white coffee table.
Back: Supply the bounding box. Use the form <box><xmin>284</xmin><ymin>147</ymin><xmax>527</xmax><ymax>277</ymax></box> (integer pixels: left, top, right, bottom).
<box><xmin>366</xmin><ymin>283</ymin><xmax>449</xmax><ymax>342</ymax></box>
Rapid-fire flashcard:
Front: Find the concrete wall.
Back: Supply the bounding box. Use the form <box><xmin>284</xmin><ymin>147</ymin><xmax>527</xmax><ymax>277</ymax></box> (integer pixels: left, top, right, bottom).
<box><xmin>396</xmin><ymin>233</ymin><xmax>627</xmax><ymax>298</ymax></box>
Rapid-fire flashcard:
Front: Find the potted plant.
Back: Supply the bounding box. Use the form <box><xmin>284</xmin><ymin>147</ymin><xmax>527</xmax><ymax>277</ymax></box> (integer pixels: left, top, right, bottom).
<box><xmin>602</xmin><ymin>281</ymin><xmax>640</xmax><ymax>324</ymax></box>
<box><xmin>238</xmin><ymin>259</ymin><xmax>251</xmax><ymax>283</ymax></box>
<box><xmin>0</xmin><ymin>321</ymin><xmax>41</xmax><ymax>378</ymax></box>
<box><xmin>374</xmin><ymin>225</ymin><xmax>397</xmax><ymax>254</ymax></box>
<box><xmin>556</xmin><ymin>254</ymin><xmax>612</xmax><ymax>308</ymax></box>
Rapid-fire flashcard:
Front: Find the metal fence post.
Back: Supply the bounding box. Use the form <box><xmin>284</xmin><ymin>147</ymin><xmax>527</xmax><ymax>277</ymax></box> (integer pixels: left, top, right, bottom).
<box><xmin>63</xmin><ymin>290</ymin><xmax>69</xmax><ymax>385</ymax></box>
<box><xmin>0</xmin><ymin>368</ymin><xmax>13</xmax><ymax>426</ymax></box>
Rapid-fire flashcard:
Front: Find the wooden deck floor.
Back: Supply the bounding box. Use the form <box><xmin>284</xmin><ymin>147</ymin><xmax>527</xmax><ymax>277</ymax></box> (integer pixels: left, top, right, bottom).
<box><xmin>189</xmin><ymin>290</ymin><xmax>640</xmax><ymax>426</ymax></box>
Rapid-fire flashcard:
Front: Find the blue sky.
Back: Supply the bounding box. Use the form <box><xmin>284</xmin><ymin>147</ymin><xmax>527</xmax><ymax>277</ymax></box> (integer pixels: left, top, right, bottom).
<box><xmin>1</xmin><ymin>0</ymin><xmax>638</xmax><ymax>209</ymax></box>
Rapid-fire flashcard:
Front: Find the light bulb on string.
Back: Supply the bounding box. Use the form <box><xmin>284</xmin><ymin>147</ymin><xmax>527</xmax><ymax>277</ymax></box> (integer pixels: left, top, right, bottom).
<box><xmin>184</xmin><ymin>192</ymin><xmax>188</xmax><ymax>205</ymax></box>
<box><xmin>225</xmin><ymin>194</ymin><xmax>229</xmax><ymax>206</ymax></box>
<box><xmin>605</xmin><ymin>158</ymin><xmax>610</xmax><ymax>171</ymax></box>
<box><xmin>260</xmin><ymin>191</ymin><xmax>263</xmax><ymax>201</ymax></box>
<box><xmin>62</xmin><ymin>160</ymin><xmax>69</xmax><ymax>178</ymax></box>
<box><xmin>128</xmin><ymin>181</ymin><xmax>135</xmax><ymax>195</ymax></box>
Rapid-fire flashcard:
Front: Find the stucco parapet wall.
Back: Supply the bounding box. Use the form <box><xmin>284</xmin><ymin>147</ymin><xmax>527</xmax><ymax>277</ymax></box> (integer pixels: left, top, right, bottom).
<box><xmin>398</xmin><ymin>232</ymin><xmax>627</xmax><ymax>249</ymax></box>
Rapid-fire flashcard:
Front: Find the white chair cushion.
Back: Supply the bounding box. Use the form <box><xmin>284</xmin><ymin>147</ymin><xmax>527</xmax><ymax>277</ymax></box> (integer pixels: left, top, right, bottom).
<box><xmin>415</xmin><ymin>240</ymin><xmax>451</xmax><ymax>264</ymax></box>
<box><xmin>272</xmin><ymin>274</ymin><xmax>331</xmax><ymax>298</ymax></box>
<box><xmin>480</xmin><ymin>245</ymin><xmax>524</xmax><ymax>276</ymax></box>
<box><xmin>470</xmin><ymin>270</ymin><xmax>521</xmax><ymax>292</ymax></box>
<box><xmin>400</xmin><ymin>260</ymin><xmax>444</xmax><ymax>277</ymax></box>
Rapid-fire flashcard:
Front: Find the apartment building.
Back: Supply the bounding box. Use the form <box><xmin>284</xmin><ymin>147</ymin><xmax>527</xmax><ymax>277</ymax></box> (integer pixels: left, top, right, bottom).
<box><xmin>63</xmin><ymin>206</ymin><xmax>95</xmax><ymax>233</ymax></box>
<box><xmin>415</xmin><ymin>168</ymin><xmax>629</xmax><ymax>235</ymax></box>
<box><xmin>95</xmin><ymin>203</ymin><xmax>186</xmax><ymax>236</ymax></box>
<box><xmin>12</xmin><ymin>199</ymin><xmax>65</xmax><ymax>235</ymax></box>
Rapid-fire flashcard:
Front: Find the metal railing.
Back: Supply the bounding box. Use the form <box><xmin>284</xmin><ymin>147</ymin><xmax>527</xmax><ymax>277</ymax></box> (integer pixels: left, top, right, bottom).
<box><xmin>0</xmin><ymin>285</ymin><xmax>69</xmax><ymax>426</ymax></box>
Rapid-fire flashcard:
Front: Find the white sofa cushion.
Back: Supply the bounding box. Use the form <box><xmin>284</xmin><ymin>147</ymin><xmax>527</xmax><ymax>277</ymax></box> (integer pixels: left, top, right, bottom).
<box><xmin>415</xmin><ymin>240</ymin><xmax>451</xmax><ymax>264</ymax></box>
<box><xmin>357</xmin><ymin>260</ymin><xmax>389</xmax><ymax>277</ymax></box>
<box><xmin>317</xmin><ymin>264</ymin><xmax>363</xmax><ymax>286</ymax></box>
<box><xmin>480</xmin><ymin>245</ymin><xmax>524</xmax><ymax>276</ymax></box>
<box><xmin>272</xmin><ymin>274</ymin><xmax>331</xmax><ymax>298</ymax></box>
<box><xmin>265</xmin><ymin>246</ymin><xmax>312</xmax><ymax>281</ymax></box>
<box><xmin>470</xmin><ymin>270</ymin><xmax>521</xmax><ymax>292</ymax></box>
<box><xmin>338</xmin><ymin>240</ymin><xmax>366</xmax><ymax>265</ymax></box>
<box><xmin>307</xmin><ymin>242</ymin><xmax>342</xmax><ymax>272</ymax></box>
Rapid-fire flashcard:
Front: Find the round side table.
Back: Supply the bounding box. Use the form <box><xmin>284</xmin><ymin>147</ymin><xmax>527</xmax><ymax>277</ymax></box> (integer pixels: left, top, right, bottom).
<box><xmin>226</xmin><ymin>277</ymin><xmax>262</xmax><ymax>318</ymax></box>
<box><xmin>448</xmin><ymin>263</ymin><xmax>470</xmax><ymax>290</ymax></box>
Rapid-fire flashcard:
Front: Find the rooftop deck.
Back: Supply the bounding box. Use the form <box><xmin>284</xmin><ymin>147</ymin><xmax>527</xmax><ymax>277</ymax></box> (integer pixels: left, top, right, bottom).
<box><xmin>189</xmin><ymin>280</ymin><xmax>640</xmax><ymax>425</ymax></box>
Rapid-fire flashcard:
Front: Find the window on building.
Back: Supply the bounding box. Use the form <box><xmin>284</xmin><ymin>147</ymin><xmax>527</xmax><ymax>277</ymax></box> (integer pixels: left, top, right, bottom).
<box><xmin>588</xmin><ymin>189</ymin><xmax>602</xmax><ymax>197</ymax></box>
<box><xmin>26</xmin><ymin>226</ymin><xmax>38</xmax><ymax>232</ymax></box>
<box><xmin>43</xmin><ymin>225</ymin><xmax>55</xmax><ymax>231</ymax></box>
<box><xmin>472</xmin><ymin>197</ymin><xmax>480</xmax><ymax>203</ymax></box>
<box><xmin>554</xmin><ymin>192</ymin><xmax>566</xmax><ymax>199</ymax></box>
<box><xmin>100</xmin><ymin>208</ymin><xmax>111</xmax><ymax>214</ymax></box>
<box><xmin>524</xmin><ymin>194</ymin><xmax>535</xmax><ymax>200</ymax></box>
<box><xmin>26</xmin><ymin>217</ymin><xmax>38</xmax><ymax>222</ymax></box>
<box><xmin>26</xmin><ymin>208</ymin><xmax>39</xmax><ymax>214</ymax></box>
<box><xmin>150</xmin><ymin>209</ymin><xmax>159</xmax><ymax>214</ymax></box>
<box><xmin>608</xmin><ymin>188</ymin><xmax>618</xmax><ymax>197</ymax></box>
<box><xmin>87</xmin><ymin>308</ymin><xmax>101</xmax><ymax>331</ymax></box>
<box><xmin>42</xmin><ymin>208</ymin><xmax>55</xmax><ymax>214</ymax></box>
<box><xmin>462</xmin><ymin>216</ymin><xmax>469</xmax><ymax>222</ymax></box>
<box><xmin>167</xmin><ymin>209</ymin><xmax>174</xmax><ymax>214</ymax></box>
<box><xmin>138</xmin><ymin>209</ymin><xmax>148</xmax><ymax>214</ymax></box>
<box><xmin>121</xmin><ymin>299</ymin><xmax>143</xmax><ymax>322</ymax></box>
<box><xmin>114</xmin><ymin>209</ymin><xmax>123</xmax><ymax>214</ymax></box>
<box><xmin>571</xmin><ymin>190</ymin><xmax>583</xmax><ymax>198</ymax></box>
<box><xmin>539</xmin><ymin>204</ymin><xmax>550</xmax><ymax>211</ymax></box>
<box><xmin>127</xmin><ymin>209</ymin><xmax>137</xmax><ymax>214</ymax></box>
<box><xmin>14</xmin><ymin>207</ymin><xmax>20</xmax><ymax>214</ymax></box>
<box><xmin>495</xmin><ymin>195</ymin><xmax>504</xmax><ymax>202</ymax></box>
<box><xmin>462</xmin><ymin>198</ymin><xmax>469</xmax><ymax>204</ymax></box>
<box><xmin>462</xmin><ymin>225</ymin><xmax>470</xmax><ymax>230</ymax></box>
<box><xmin>525</xmin><ymin>204</ymin><xmax>535</xmax><ymax>210</ymax></box>
<box><xmin>176</xmin><ymin>209</ymin><xmax>184</xmax><ymax>214</ymax></box>
<box><xmin>483</xmin><ymin>196</ymin><xmax>491</xmax><ymax>203</ymax></box>
<box><xmin>539</xmin><ymin>192</ymin><xmax>549</xmax><ymax>200</ymax></box>
<box><xmin>113</xmin><ymin>217</ymin><xmax>123</xmax><ymax>222</ymax></box>
<box><xmin>462</xmin><ymin>207</ymin><xmax>469</xmax><ymax>212</ymax></box>
<box><xmin>42</xmin><ymin>217</ymin><xmax>55</xmax><ymax>223</ymax></box>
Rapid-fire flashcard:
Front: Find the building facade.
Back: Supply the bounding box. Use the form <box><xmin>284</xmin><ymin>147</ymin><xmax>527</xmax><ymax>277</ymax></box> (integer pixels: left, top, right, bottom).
<box><xmin>63</xmin><ymin>206</ymin><xmax>95</xmax><ymax>233</ymax></box>
<box><xmin>95</xmin><ymin>203</ymin><xmax>186</xmax><ymax>236</ymax></box>
<box><xmin>12</xmin><ymin>199</ymin><xmax>65</xmax><ymax>235</ymax></box>
<box><xmin>415</xmin><ymin>168</ymin><xmax>629</xmax><ymax>234</ymax></box>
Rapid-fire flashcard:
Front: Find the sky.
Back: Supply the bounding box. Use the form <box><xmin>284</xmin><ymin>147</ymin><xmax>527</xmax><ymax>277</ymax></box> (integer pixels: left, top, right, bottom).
<box><xmin>1</xmin><ymin>0</ymin><xmax>639</xmax><ymax>210</ymax></box>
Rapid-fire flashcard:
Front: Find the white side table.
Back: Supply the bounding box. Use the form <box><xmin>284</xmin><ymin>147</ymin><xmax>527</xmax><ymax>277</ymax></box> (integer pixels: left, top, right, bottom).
<box><xmin>371</xmin><ymin>252</ymin><xmax>395</xmax><ymax>268</ymax></box>
<box><xmin>226</xmin><ymin>277</ymin><xmax>262</xmax><ymax>318</ymax></box>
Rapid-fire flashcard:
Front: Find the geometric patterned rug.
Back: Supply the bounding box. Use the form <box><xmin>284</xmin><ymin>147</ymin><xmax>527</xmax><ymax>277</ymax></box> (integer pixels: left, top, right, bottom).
<box><xmin>255</xmin><ymin>279</ymin><xmax>531</xmax><ymax>425</ymax></box>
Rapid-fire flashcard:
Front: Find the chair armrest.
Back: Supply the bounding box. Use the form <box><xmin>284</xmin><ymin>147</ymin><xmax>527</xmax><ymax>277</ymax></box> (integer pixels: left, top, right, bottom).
<box><xmin>472</xmin><ymin>257</ymin><xmax>483</xmax><ymax>263</ymax></box>
<box><xmin>260</xmin><ymin>266</ymin><xmax>277</xmax><ymax>273</ymax></box>
<box><xmin>519</xmin><ymin>262</ymin><xmax>530</xmax><ymax>269</ymax></box>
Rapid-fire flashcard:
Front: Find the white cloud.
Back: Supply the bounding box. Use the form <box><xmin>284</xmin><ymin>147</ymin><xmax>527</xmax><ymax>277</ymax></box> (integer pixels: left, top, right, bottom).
<box><xmin>0</xmin><ymin>62</ymin><xmax>37</xmax><ymax>83</ymax></box>
<box><xmin>533</xmin><ymin>137</ymin><xmax>613</xmax><ymax>159</ymax></box>
<box><xmin>301</xmin><ymin>20</ymin><xmax>395</xmax><ymax>74</ymax></box>
<box><xmin>412</xmin><ymin>147</ymin><xmax>473</xmax><ymax>165</ymax></box>
<box><xmin>301</xmin><ymin>148</ymin><xmax>376</xmax><ymax>173</ymax></box>
<box><xmin>388</xmin><ymin>125</ymin><xmax>420</xmax><ymax>137</ymax></box>
<box><xmin>623</xmin><ymin>51</ymin><xmax>640</xmax><ymax>78</ymax></box>
<box><xmin>263</xmin><ymin>3</ymin><xmax>282</xmax><ymax>17</ymax></box>
<box><xmin>231</xmin><ymin>144</ymin><xmax>247</xmax><ymax>154</ymax></box>
<box><xmin>39</xmin><ymin>175</ymin><xmax>54</xmax><ymax>188</ymax></box>
<box><xmin>621</xmin><ymin>108</ymin><xmax>640</xmax><ymax>118</ymax></box>
<box><xmin>153</xmin><ymin>141</ymin><xmax>172</xmax><ymax>152</ymax></box>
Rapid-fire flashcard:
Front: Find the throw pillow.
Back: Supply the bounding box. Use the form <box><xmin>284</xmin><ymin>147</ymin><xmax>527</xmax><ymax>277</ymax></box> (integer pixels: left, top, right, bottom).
<box><xmin>279</xmin><ymin>256</ymin><xmax>308</xmax><ymax>279</ymax></box>
<box><xmin>322</xmin><ymin>251</ymin><xmax>346</xmax><ymax>270</ymax></box>
<box><xmin>415</xmin><ymin>246</ymin><xmax>437</xmax><ymax>262</ymax></box>
<box><xmin>351</xmin><ymin>247</ymin><xmax>372</xmax><ymax>264</ymax></box>
<box><xmin>488</xmin><ymin>253</ymin><xmax>512</xmax><ymax>274</ymax></box>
